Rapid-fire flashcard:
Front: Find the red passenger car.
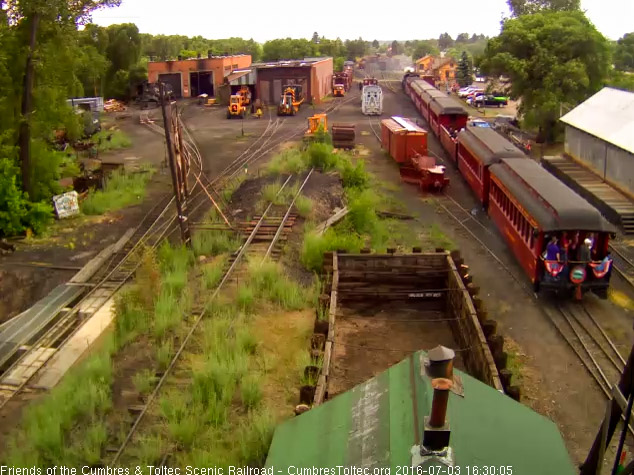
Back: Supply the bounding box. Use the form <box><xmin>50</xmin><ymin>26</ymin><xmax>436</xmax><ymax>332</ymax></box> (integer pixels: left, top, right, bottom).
<box><xmin>488</xmin><ymin>159</ymin><xmax>616</xmax><ymax>298</ymax></box>
<box><xmin>429</xmin><ymin>97</ymin><xmax>468</xmax><ymax>140</ymax></box>
<box><xmin>456</xmin><ymin>126</ymin><xmax>524</xmax><ymax>205</ymax></box>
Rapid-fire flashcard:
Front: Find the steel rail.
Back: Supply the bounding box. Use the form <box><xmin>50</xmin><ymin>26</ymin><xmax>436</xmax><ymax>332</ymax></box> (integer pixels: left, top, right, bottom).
<box><xmin>262</xmin><ymin>169</ymin><xmax>314</xmax><ymax>262</ymax></box>
<box><xmin>110</xmin><ymin>174</ymin><xmax>295</xmax><ymax>465</ymax></box>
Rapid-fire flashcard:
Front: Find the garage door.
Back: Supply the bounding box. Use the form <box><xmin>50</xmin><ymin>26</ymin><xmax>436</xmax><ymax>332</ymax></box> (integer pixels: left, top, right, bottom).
<box><xmin>158</xmin><ymin>73</ymin><xmax>182</xmax><ymax>98</ymax></box>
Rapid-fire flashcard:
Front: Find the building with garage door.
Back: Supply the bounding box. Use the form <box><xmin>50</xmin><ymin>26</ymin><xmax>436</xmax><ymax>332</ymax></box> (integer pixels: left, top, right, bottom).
<box><xmin>253</xmin><ymin>57</ymin><xmax>333</xmax><ymax>105</ymax></box>
<box><xmin>560</xmin><ymin>87</ymin><xmax>634</xmax><ymax>193</ymax></box>
<box><xmin>147</xmin><ymin>54</ymin><xmax>252</xmax><ymax>99</ymax></box>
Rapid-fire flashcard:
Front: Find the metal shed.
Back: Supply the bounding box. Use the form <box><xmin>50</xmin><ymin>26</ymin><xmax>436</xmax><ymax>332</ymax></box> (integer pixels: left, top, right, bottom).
<box><xmin>560</xmin><ymin>87</ymin><xmax>634</xmax><ymax>193</ymax></box>
<box><xmin>265</xmin><ymin>350</ymin><xmax>576</xmax><ymax>473</ymax></box>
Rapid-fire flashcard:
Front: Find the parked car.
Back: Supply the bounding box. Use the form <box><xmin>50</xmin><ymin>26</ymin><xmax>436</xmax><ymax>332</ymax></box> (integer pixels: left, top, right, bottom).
<box><xmin>468</xmin><ymin>118</ymin><xmax>491</xmax><ymax>128</ymax></box>
<box><xmin>458</xmin><ymin>87</ymin><xmax>477</xmax><ymax>98</ymax></box>
<box><xmin>474</xmin><ymin>94</ymin><xmax>508</xmax><ymax>107</ymax></box>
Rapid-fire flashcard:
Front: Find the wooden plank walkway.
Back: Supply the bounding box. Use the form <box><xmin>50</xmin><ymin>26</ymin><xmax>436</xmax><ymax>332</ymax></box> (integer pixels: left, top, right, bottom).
<box><xmin>542</xmin><ymin>155</ymin><xmax>634</xmax><ymax>234</ymax></box>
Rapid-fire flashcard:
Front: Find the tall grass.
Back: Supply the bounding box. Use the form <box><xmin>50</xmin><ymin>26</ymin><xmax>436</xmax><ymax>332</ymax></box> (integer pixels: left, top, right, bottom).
<box><xmin>133</xmin><ymin>369</ymin><xmax>157</xmax><ymax>395</ymax></box>
<box><xmin>153</xmin><ymin>289</ymin><xmax>182</xmax><ymax>339</ymax></box>
<box><xmin>240</xmin><ymin>374</ymin><xmax>263</xmax><ymax>409</ymax></box>
<box><xmin>266</xmin><ymin>149</ymin><xmax>308</xmax><ymax>176</ymax></box>
<box><xmin>294</xmin><ymin>195</ymin><xmax>313</xmax><ymax>218</ymax></box>
<box><xmin>430</xmin><ymin>223</ymin><xmax>455</xmax><ymax>250</ymax></box>
<box><xmin>202</xmin><ymin>260</ymin><xmax>226</xmax><ymax>291</ymax></box>
<box><xmin>93</xmin><ymin>129</ymin><xmax>132</xmax><ymax>152</ymax></box>
<box><xmin>301</xmin><ymin>229</ymin><xmax>363</xmax><ymax>271</ymax></box>
<box><xmin>246</xmin><ymin>259</ymin><xmax>313</xmax><ymax>310</ymax></box>
<box><xmin>192</xmin><ymin>230</ymin><xmax>240</xmax><ymax>257</ymax></box>
<box><xmin>237</xmin><ymin>410</ymin><xmax>276</xmax><ymax>466</ymax></box>
<box><xmin>81</xmin><ymin>166</ymin><xmax>154</xmax><ymax>215</ymax></box>
<box><xmin>5</xmin><ymin>345</ymin><xmax>113</xmax><ymax>465</ymax></box>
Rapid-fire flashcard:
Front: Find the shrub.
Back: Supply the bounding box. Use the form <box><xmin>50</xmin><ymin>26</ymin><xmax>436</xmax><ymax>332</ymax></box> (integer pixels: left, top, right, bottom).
<box><xmin>93</xmin><ymin>129</ymin><xmax>132</xmax><ymax>152</ymax></box>
<box><xmin>307</xmin><ymin>142</ymin><xmax>337</xmax><ymax>170</ymax></box>
<box><xmin>338</xmin><ymin>158</ymin><xmax>370</xmax><ymax>191</ymax></box>
<box><xmin>0</xmin><ymin>158</ymin><xmax>53</xmax><ymax>237</ymax></box>
<box><xmin>347</xmin><ymin>189</ymin><xmax>380</xmax><ymax>235</ymax></box>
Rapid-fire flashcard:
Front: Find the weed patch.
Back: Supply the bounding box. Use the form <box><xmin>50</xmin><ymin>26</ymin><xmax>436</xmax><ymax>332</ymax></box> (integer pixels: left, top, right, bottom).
<box><xmin>93</xmin><ymin>129</ymin><xmax>132</xmax><ymax>152</ymax></box>
<box><xmin>192</xmin><ymin>230</ymin><xmax>239</xmax><ymax>257</ymax></box>
<box><xmin>294</xmin><ymin>195</ymin><xmax>313</xmax><ymax>218</ymax></box>
<box><xmin>81</xmin><ymin>166</ymin><xmax>154</xmax><ymax>215</ymax></box>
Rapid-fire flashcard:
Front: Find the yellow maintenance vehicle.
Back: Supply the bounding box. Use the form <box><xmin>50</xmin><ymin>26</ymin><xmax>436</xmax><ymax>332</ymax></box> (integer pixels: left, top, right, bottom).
<box><xmin>302</xmin><ymin>113</ymin><xmax>328</xmax><ymax>145</ymax></box>
<box><xmin>277</xmin><ymin>84</ymin><xmax>304</xmax><ymax>116</ymax></box>
<box><xmin>227</xmin><ymin>86</ymin><xmax>252</xmax><ymax>119</ymax></box>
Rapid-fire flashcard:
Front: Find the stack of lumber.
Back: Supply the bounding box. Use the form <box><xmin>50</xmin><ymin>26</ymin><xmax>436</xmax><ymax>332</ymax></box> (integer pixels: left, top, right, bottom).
<box><xmin>331</xmin><ymin>123</ymin><xmax>355</xmax><ymax>149</ymax></box>
<box><xmin>104</xmin><ymin>99</ymin><xmax>126</xmax><ymax>112</ymax></box>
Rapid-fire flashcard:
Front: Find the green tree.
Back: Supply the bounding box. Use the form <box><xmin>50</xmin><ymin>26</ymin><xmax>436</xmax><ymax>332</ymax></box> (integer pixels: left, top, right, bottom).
<box><xmin>438</xmin><ymin>33</ymin><xmax>453</xmax><ymax>50</ymax></box>
<box><xmin>344</xmin><ymin>38</ymin><xmax>367</xmax><ymax>60</ymax></box>
<box><xmin>6</xmin><ymin>0</ymin><xmax>120</xmax><ymax>199</ymax></box>
<box><xmin>607</xmin><ymin>70</ymin><xmax>634</xmax><ymax>92</ymax></box>
<box><xmin>411</xmin><ymin>40</ymin><xmax>439</xmax><ymax>60</ymax></box>
<box><xmin>456</xmin><ymin>51</ymin><xmax>473</xmax><ymax>87</ymax></box>
<box><xmin>390</xmin><ymin>40</ymin><xmax>402</xmax><ymax>56</ymax></box>
<box><xmin>507</xmin><ymin>0</ymin><xmax>579</xmax><ymax>16</ymax></box>
<box><xmin>481</xmin><ymin>10</ymin><xmax>610</xmax><ymax>142</ymax></box>
<box><xmin>614</xmin><ymin>33</ymin><xmax>634</xmax><ymax>71</ymax></box>
<box><xmin>372</xmin><ymin>39</ymin><xmax>379</xmax><ymax>48</ymax></box>
<box><xmin>456</xmin><ymin>33</ymin><xmax>469</xmax><ymax>43</ymax></box>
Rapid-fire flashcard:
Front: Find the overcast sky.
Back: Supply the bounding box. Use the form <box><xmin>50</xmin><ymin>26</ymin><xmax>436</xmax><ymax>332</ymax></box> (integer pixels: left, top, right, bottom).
<box><xmin>91</xmin><ymin>0</ymin><xmax>632</xmax><ymax>41</ymax></box>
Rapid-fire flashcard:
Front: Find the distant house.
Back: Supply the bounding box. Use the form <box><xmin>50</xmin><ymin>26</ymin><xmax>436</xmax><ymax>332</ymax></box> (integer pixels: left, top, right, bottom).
<box><xmin>560</xmin><ymin>87</ymin><xmax>634</xmax><ymax>193</ymax></box>
<box><xmin>414</xmin><ymin>55</ymin><xmax>457</xmax><ymax>88</ymax></box>
<box><xmin>415</xmin><ymin>54</ymin><xmax>435</xmax><ymax>72</ymax></box>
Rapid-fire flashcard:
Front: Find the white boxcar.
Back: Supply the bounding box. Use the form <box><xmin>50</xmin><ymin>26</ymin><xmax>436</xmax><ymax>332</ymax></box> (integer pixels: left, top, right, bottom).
<box><xmin>362</xmin><ymin>85</ymin><xmax>383</xmax><ymax>116</ymax></box>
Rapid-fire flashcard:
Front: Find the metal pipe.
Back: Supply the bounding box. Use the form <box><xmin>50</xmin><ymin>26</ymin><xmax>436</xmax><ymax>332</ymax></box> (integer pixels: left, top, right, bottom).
<box><xmin>429</xmin><ymin>378</ymin><xmax>453</xmax><ymax>428</ymax></box>
<box><xmin>612</xmin><ymin>392</ymin><xmax>634</xmax><ymax>475</ymax></box>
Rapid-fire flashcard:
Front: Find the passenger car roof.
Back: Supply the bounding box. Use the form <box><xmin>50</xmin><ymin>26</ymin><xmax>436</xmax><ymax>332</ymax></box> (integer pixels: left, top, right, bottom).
<box><xmin>490</xmin><ymin>159</ymin><xmax>616</xmax><ymax>232</ymax></box>
<box><xmin>457</xmin><ymin>126</ymin><xmax>525</xmax><ymax>165</ymax></box>
<box><xmin>430</xmin><ymin>96</ymin><xmax>468</xmax><ymax>116</ymax></box>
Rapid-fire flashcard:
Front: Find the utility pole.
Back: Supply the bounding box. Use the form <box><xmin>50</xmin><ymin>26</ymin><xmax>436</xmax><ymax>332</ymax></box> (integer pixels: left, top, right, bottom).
<box><xmin>159</xmin><ymin>82</ymin><xmax>191</xmax><ymax>248</ymax></box>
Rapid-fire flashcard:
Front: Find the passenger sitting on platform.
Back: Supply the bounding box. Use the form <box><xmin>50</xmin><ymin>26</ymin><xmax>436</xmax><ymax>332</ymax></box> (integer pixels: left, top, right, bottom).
<box><xmin>545</xmin><ymin>236</ymin><xmax>561</xmax><ymax>262</ymax></box>
<box><xmin>578</xmin><ymin>238</ymin><xmax>593</xmax><ymax>263</ymax></box>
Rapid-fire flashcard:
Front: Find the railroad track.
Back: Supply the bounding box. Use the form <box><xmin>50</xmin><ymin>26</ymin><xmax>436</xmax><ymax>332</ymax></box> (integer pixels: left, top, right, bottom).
<box><xmin>0</xmin><ymin>91</ymin><xmax>354</xmax><ymax>411</ymax></box>
<box><xmin>111</xmin><ymin>169</ymin><xmax>314</xmax><ymax>465</ymax></box>
<box><xmin>608</xmin><ymin>240</ymin><xmax>634</xmax><ymax>288</ymax></box>
<box><xmin>434</xmin><ymin>183</ymin><xmax>631</xmax><ymax>422</ymax></box>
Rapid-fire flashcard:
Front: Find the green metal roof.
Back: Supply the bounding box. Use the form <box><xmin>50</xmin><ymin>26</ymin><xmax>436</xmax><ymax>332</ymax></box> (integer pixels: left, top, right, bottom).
<box><xmin>265</xmin><ymin>351</ymin><xmax>575</xmax><ymax>474</ymax></box>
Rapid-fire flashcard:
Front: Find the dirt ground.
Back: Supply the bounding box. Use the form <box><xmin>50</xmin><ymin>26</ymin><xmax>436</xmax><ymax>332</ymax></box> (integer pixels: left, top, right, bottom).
<box><xmin>329</xmin><ymin>79</ymin><xmax>634</xmax><ymax>465</ymax></box>
<box><xmin>329</xmin><ymin>301</ymin><xmax>464</xmax><ymax>397</ymax></box>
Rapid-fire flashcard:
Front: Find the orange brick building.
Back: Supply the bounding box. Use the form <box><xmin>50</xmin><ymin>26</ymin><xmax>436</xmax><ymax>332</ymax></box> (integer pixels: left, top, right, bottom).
<box><xmin>147</xmin><ymin>54</ymin><xmax>252</xmax><ymax>98</ymax></box>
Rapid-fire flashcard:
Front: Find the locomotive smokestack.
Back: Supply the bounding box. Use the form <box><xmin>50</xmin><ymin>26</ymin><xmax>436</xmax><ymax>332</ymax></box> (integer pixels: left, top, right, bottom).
<box><xmin>427</xmin><ymin>345</ymin><xmax>455</xmax><ymax>379</ymax></box>
<box><xmin>429</xmin><ymin>378</ymin><xmax>452</xmax><ymax>428</ymax></box>
<box><xmin>421</xmin><ymin>377</ymin><xmax>453</xmax><ymax>452</ymax></box>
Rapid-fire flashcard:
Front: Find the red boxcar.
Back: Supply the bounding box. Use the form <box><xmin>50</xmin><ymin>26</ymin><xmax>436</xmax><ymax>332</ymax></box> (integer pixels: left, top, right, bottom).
<box><xmin>381</xmin><ymin>117</ymin><xmax>428</xmax><ymax>163</ymax></box>
<box><xmin>456</xmin><ymin>126</ymin><xmax>525</xmax><ymax>206</ymax></box>
<box><xmin>488</xmin><ymin>159</ymin><xmax>616</xmax><ymax>298</ymax></box>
